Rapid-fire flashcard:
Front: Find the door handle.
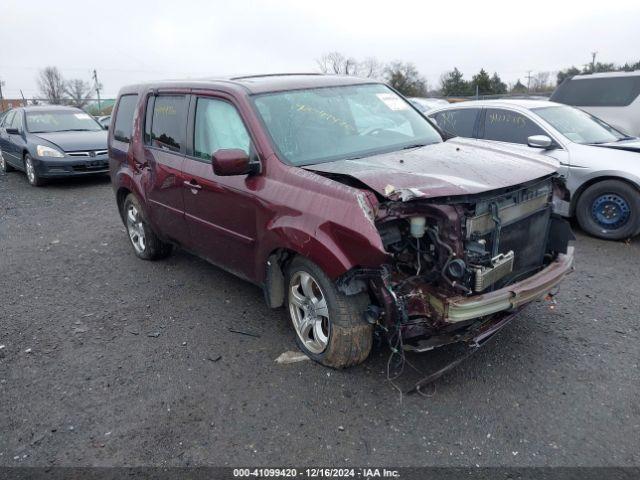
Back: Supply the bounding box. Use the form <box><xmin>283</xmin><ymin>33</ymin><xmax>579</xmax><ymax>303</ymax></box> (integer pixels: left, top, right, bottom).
<box><xmin>183</xmin><ymin>179</ymin><xmax>202</xmax><ymax>191</ymax></box>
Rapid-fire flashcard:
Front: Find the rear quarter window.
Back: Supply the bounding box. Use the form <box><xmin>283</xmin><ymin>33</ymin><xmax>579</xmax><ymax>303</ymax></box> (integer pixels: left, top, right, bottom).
<box><xmin>551</xmin><ymin>76</ymin><xmax>640</xmax><ymax>107</ymax></box>
<box><xmin>113</xmin><ymin>95</ymin><xmax>139</xmax><ymax>143</ymax></box>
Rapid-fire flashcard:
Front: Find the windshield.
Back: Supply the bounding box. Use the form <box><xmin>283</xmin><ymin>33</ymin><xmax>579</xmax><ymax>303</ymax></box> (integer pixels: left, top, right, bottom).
<box><xmin>26</xmin><ymin>111</ymin><xmax>103</xmax><ymax>133</ymax></box>
<box><xmin>253</xmin><ymin>84</ymin><xmax>442</xmax><ymax>166</ymax></box>
<box><xmin>533</xmin><ymin>105</ymin><xmax>628</xmax><ymax>144</ymax></box>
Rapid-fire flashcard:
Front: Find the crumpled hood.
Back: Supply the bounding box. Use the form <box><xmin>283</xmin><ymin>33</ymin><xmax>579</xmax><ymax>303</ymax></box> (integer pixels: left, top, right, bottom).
<box><xmin>32</xmin><ymin>130</ymin><xmax>107</xmax><ymax>152</ymax></box>
<box><xmin>303</xmin><ymin>138</ymin><xmax>560</xmax><ymax>200</ymax></box>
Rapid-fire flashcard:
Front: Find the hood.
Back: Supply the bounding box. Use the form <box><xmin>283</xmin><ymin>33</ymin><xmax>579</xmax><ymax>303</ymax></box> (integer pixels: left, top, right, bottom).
<box><xmin>32</xmin><ymin>130</ymin><xmax>107</xmax><ymax>152</ymax></box>
<box><xmin>592</xmin><ymin>138</ymin><xmax>640</xmax><ymax>153</ymax></box>
<box><xmin>303</xmin><ymin>138</ymin><xmax>559</xmax><ymax>200</ymax></box>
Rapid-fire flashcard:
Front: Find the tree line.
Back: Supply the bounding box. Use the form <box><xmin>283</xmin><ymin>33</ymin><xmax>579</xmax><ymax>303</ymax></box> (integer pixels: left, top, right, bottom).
<box><xmin>317</xmin><ymin>51</ymin><xmax>640</xmax><ymax>98</ymax></box>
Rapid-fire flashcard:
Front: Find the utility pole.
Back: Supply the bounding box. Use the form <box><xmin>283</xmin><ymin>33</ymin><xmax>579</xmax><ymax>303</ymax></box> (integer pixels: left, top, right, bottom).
<box><xmin>92</xmin><ymin>69</ymin><xmax>101</xmax><ymax>112</ymax></box>
<box><xmin>525</xmin><ymin>70</ymin><xmax>533</xmax><ymax>92</ymax></box>
<box><xmin>591</xmin><ymin>51</ymin><xmax>598</xmax><ymax>73</ymax></box>
<box><xmin>20</xmin><ymin>90</ymin><xmax>26</xmax><ymax>106</ymax></box>
<box><xmin>0</xmin><ymin>78</ymin><xmax>4</xmax><ymax>112</ymax></box>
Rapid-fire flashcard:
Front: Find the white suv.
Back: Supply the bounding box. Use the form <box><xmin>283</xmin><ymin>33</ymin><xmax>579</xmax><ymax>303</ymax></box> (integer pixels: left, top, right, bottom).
<box><xmin>551</xmin><ymin>71</ymin><xmax>640</xmax><ymax>136</ymax></box>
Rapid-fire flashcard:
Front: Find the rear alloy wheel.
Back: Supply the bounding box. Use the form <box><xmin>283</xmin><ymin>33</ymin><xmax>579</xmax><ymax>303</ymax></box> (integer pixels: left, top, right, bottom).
<box><xmin>576</xmin><ymin>180</ymin><xmax>640</xmax><ymax>240</ymax></box>
<box><xmin>286</xmin><ymin>256</ymin><xmax>372</xmax><ymax>368</ymax></box>
<box><xmin>24</xmin><ymin>154</ymin><xmax>44</xmax><ymax>186</ymax></box>
<box><xmin>0</xmin><ymin>149</ymin><xmax>15</xmax><ymax>173</ymax></box>
<box><xmin>123</xmin><ymin>194</ymin><xmax>173</xmax><ymax>260</ymax></box>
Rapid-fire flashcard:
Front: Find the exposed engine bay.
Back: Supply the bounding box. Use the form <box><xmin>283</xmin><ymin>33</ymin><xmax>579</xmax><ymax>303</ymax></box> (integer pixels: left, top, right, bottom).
<box><xmin>338</xmin><ymin>174</ymin><xmax>575</xmax><ymax>351</ymax></box>
<box><xmin>377</xmin><ymin>176</ymin><xmax>566</xmax><ymax>294</ymax></box>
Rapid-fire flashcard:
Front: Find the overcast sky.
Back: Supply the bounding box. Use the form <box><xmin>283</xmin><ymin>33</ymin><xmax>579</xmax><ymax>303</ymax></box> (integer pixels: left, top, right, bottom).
<box><xmin>1</xmin><ymin>0</ymin><xmax>639</xmax><ymax>98</ymax></box>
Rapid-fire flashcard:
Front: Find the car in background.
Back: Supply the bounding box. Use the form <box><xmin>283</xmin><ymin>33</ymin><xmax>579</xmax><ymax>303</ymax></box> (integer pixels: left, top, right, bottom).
<box><xmin>96</xmin><ymin>115</ymin><xmax>111</xmax><ymax>129</ymax></box>
<box><xmin>0</xmin><ymin>105</ymin><xmax>108</xmax><ymax>186</ymax></box>
<box><xmin>428</xmin><ymin>99</ymin><xmax>640</xmax><ymax>240</ymax></box>
<box><xmin>408</xmin><ymin>97</ymin><xmax>449</xmax><ymax>113</ymax></box>
<box><xmin>551</xmin><ymin>71</ymin><xmax>640</xmax><ymax>137</ymax></box>
<box><xmin>109</xmin><ymin>74</ymin><xmax>573</xmax><ymax>368</ymax></box>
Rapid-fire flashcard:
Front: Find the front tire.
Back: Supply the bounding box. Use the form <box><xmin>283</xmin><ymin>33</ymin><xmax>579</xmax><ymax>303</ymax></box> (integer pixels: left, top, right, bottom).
<box><xmin>286</xmin><ymin>256</ymin><xmax>373</xmax><ymax>368</ymax></box>
<box><xmin>576</xmin><ymin>180</ymin><xmax>640</xmax><ymax>240</ymax></box>
<box><xmin>24</xmin><ymin>154</ymin><xmax>45</xmax><ymax>186</ymax></box>
<box><xmin>123</xmin><ymin>194</ymin><xmax>173</xmax><ymax>260</ymax></box>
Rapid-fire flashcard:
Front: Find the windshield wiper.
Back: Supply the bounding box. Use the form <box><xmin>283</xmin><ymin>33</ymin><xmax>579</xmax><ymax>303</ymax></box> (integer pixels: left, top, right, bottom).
<box><xmin>62</xmin><ymin>129</ymin><xmax>95</xmax><ymax>132</ymax></box>
<box><xmin>400</xmin><ymin>143</ymin><xmax>428</xmax><ymax>150</ymax></box>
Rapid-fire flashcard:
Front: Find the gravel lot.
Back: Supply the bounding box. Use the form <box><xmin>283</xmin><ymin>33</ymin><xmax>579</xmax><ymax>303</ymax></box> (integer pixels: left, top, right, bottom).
<box><xmin>0</xmin><ymin>170</ymin><xmax>638</xmax><ymax>467</ymax></box>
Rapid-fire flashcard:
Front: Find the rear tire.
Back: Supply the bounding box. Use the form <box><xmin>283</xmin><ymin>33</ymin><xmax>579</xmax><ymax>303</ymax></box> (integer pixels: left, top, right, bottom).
<box><xmin>286</xmin><ymin>256</ymin><xmax>373</xmax><ymax>368</ymax></box>
<box><xmin>122</xmin><ymin>194</ymin><xmax>173</xmax><ymax>260</ymax></box>
<box><xmin>0</xmin><ymin>149</ymin><xmax>15</xmax><ymax>172</ymax></box>
<box><xmin>576</xmin><ymin>180</ymin><xmax>640</xmax><ymax>240</ymax></box>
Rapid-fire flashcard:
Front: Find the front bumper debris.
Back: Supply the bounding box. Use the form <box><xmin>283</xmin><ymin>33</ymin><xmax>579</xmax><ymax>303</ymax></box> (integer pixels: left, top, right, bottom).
<box><xmin>438</xmin><ymin>247</ymin><xmax>574</xmax><ymax>323</ymax></box>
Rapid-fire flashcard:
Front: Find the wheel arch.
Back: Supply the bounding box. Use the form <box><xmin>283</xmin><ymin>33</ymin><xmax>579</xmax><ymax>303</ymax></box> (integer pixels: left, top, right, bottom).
<box><xmin>260</xmin><ymin>225</ymin><xmax>384</xmax><ymax>308</ymax></box>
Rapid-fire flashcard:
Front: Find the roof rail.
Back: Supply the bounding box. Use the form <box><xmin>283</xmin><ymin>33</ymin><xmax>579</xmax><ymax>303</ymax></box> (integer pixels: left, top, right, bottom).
<box><xmin>229</xmin><ymin>73</ymin><xmax>323</xmax><ymax>80</ymax></box>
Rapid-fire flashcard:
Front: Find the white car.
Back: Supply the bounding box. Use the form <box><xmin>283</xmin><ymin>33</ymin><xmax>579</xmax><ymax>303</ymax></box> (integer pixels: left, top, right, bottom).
<box><xmin>551</xmin><ymin>71</ymin><xmax>640</xmax><ymax>137</ymax></box>
<box><xmin>428</xmin><ymin>99</ymin><xmax>640</xmax><ymax>240</ymax></box>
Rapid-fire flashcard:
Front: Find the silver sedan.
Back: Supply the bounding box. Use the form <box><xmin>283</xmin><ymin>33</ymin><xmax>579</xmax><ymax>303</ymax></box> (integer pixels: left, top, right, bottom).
<box><xmin>428</xmin><ymin>99</ymin><xmax>640</xmax><ymax>240</ymax></box>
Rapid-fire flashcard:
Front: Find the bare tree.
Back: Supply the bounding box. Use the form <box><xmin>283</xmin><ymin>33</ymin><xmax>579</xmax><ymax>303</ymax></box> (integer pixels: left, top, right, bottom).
<box><xmin>316</xmin><ymin>52</ymin><xmax>382</xmax><ymax>78</ymax></box>
<box><xmin>65</xmin><ymin>79</ymin><xmax>93</xmax><ymax>108</ymax></box>
<box><xmin>37</xmin><ymin>67</ymin><xmax>67</xmax><ymax>104</ymax></box>
<box><xmin>317</xmin><ymin>52</ymin><xmax>358</xmax><ymax>75</ymax></box>
<box><xmin>358</xmin><ymin>57</ymin><xmax>383</xmax><ymax>79</ymax></box>
<box><xmin>530</xmin><ymin>71</ymin><xmax>552</xmax><ymax>92</ymax></box>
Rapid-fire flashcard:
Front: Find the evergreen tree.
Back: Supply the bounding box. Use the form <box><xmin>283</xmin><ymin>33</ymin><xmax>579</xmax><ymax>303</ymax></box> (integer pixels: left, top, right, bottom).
<box><xmin>511</xmin><ymin>79</ymin><xmax>527</xmax><ymax>94</ymax></box>
<box><xmin>470</xmin><ymin>69</ymin><xmax>492</xmax><ymax>95</ymax></box>
<box><xmin>489</xmin><ymin>72</ymin><xmax>508</xmax><ymax>94</ymax></box>
<box><xmin>439</xmin><ymin>68</ymin><xmax>470</xmax><ymax>96</ymax></box>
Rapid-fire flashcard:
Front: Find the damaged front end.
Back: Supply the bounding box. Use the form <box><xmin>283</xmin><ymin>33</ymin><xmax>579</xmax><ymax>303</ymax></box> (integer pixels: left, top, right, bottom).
<box><xmin>338</xmin><ymin>175</ymin><xmax>575</xmax><ymax>352</ymax></box>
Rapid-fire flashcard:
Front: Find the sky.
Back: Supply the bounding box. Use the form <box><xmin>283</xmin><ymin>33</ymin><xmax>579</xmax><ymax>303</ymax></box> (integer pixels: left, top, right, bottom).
<box><xmin>1</xmin><ymin>0</ymin><xmax>639</xmax><ymax>99</ymax></box>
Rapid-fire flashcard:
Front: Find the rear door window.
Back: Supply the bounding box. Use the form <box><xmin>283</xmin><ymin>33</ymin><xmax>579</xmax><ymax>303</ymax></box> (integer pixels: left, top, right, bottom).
<box><xmin>481</xmin><ymin>108</ymin><xmax>546</xmax><ymax>145</ymax></box>
<box><xmin>551</xmin><ymin>76</ymin><xmax>640</xmax><ymax>107</ymax></box>
<box><xmin>113</xmin><ymin>94</ymin><xmax>138</xmax><ymax>143</ymax></box>
<box><xmin>429</xmin><ymin>108</ymin><xmax>479</xmax><ymax>138</ymax></box>
<box><xmin>150</xmin><ymin>95</ymin><xmax>187</xmax><ymax>153</ymax></box>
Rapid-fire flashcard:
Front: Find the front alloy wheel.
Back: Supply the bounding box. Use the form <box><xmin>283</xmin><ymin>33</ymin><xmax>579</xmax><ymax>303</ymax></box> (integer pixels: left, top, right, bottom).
<box><xmin>289</xmin><ymin>271</ymin><xmax>331</xmax><ymax>354</ymax></box>
<box><xmin>24</xmin><ymin>154</ymin><xmax>44</xmax><ymax>186</ymax></box>
<box><xmin>286</xmin><ymin>256</ymin><xmax>373</xmax><ymax>368</ymax></box>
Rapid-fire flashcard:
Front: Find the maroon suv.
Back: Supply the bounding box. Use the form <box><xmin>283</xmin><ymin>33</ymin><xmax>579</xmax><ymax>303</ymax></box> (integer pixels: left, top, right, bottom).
<box><xmin>109</xmin><ymin>74</ymin><xmax>574</xmax><ymax>368</ymax></box>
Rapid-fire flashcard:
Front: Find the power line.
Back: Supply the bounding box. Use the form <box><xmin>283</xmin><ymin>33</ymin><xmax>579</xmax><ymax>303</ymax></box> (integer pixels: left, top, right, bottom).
<box><xmin>525</xmin><ymin>70</ymin><xmax>533</xmax><ymax>91</ymax></box>
<box><xmin>93</xmin><ymin>69</ymin><xmax>102</xmax><ymax>111</ymax></box>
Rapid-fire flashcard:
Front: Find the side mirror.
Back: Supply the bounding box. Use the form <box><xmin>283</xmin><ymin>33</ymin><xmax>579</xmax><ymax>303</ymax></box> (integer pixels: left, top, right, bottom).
<box><xmin>527</xmin><ymin>135</ymin><xmax>554</xmax><ymax>149</ymax></box>
<box><xmin>6</xmin><ymin>127</ymin><xmax>20</xmax><ymax>135</ymax></box>
<box><xmin>211</xmin><ymin>149</ymin><xmax>252</xmax><ymax>176</ymax></box>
